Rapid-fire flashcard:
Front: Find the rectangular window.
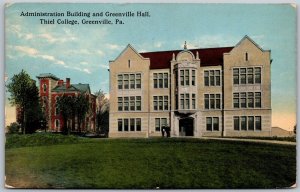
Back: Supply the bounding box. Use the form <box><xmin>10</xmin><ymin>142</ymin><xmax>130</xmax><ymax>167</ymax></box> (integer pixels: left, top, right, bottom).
<box><xmin>124</xmin><ymin>74</ymin><xmax>129</xmax><ymax>89</ymax></box>
<box><xmin>255</xmin><ymin>67</ymin><xmax>261</xmax><ymax>84</ymax></box>
<box><xmin>233</xmin><ymin>69</ymin><xmax>239</xmax><ymax>84</ymax></box>
<box><xmin>180</xmin><ymin>70</ymin><xmax>184</xmax><ymax>86</ymax></box>
<box><xmin>155</xmin><ymin>118</ymin><xmax>160</xmax><ymax>132</ymax></box>
<box><xmin>153</xmin><ymin>73</ymin><xmax>158</xmax><ymax>88</ymax></box>
<box><xmin>185</xmin><ymin>70</ymin><xmax>189</xmax><ymax>86</ymax></box>
<box><xmin>205</xmin><ymin>94</ymin><xmax>209</xmax><ymax>109</ymax></box>
<box><xmin>206</xmin><ymin>117</ymin><xmax>212</xmax><ymax>131</ymax></box>
<box><xmin>255</xmin><ymin>116</ymin><xmax>261</xmax><ymax>130</ymax></box>
<box><xmin>234</xmin><ymin>116</ymin><xmax>239</xmax><ymax>130</ymax></box>
<box><xmin>213</xmin><ymin>117</ymin><xmax>219</xmax><ymax>131</ymax></box>
<box><xmin>215</xmin><ymin>70</ymin><xmax>220</xmax><ymax>86</ymax></box>
<box><xmin>118</xmin><ymin>75</ymin><xmax>123</xmax><ymax>89</ymax></box>
<box><xmin>136</xmin><ymin>96</ymin><xmax>141</xmax><ymax>111</ymax></box>
<box><xmin>118</xmin><ymin>97</ymin><xmax>123</xmax><ymax>111</ymax></box>
<box><xmin>130</xmin><ymin>96</ymin><xmax>135</xmax><ymax>111</ymax></box>
<box><xmin>161</xmin><ymin>118</ymin><xmax>167</xmax><ymax>128</ymax></box>
<box><xmin>192</xmin><ymin>70</ymin><xmax>195</xmax><ymax>86</ymax></box>
<box><xmin>158</xmin><ymin>73</ymin><xmax>163</xmax><ymax>88</ymax></box>
<box><xmin>241</xmin><ymin>116</ymin><xmax>247</xmax><ymax>130</ymax></box>
<box><xmin>185</xmin><ymin>93</ymin><xmax>190</xmax><ymax>109</ymax></box>
<box><xmin>210</xmin><ymin>71</ymin><xmax>215</xmax><ymax>86</ymax></box>
<box><xmin>255</xmin><ymin>92</ymin><xmax>261</xmax><ymax>108</ymax></box>
<box><xmin>233</xmin><ymin>67</ymin><xmax>261</xmax><ymax>85</ymax></box>
<box><xmin>180</xmin><ymin>94</ymin><xmax>184</xmax><ymax>109</ymax></box>
<box><xmin>136</xmin><ymin>118</ymin><xmax>141</xmax><ymax>131</ymax></box>
<box><xmin>248</xmin><ymin>92</ymin><xmax>254</xmax><ymax>108</ymax></box>
<box><xmin>118</xmin><ymin>119</ymin><xmax>122</xmax><ymax>131</ymax></box>
<box><xmin>130</xmin><ymin>118</ymin><xmax>135</xmax><ymax>131</ymax></box>
<box><xmin>124</xmin><ymin>119</ymin><xmax>129</xmax><ymax>131</ymax></box>
<box><xmin>136</xmin><ymin>74</ymin><xmax>141</xmax><ymax>89</ymax></box>
<box><xmin>204</xmin><ymin>71</ymin><xmax>209</xmax><ymax>86</ymax></box>
<box><xmin>192</xmin><ymin>94</ymin><xmax>196</xmax><ymax>109</ymax></box>
<box><xmin>153</xmin><ymin>96</ymin><xmax>158</xmax><ymax>111</ymax></box>
<box><xmin>164</xmin><ymin>96</ymin><xmax>168</xmax><ymax>110</ymax></box>
<box><xmin>164</xmin><ymin>73</ymin><xmax>168</xmax><ymax>88</ymax></box>
<box><xmin>205</xmin><ymin>94</ymin><xmax>222</xmax><ymax>110</ymax></box>
<box><xmin>248</xmin><ymin>116</ymin><xmax>254</xmax><ymax>130</ymax></box>
<box><xmin>124</xmin><ymin>97</ymin><xmax>129</xmax><ymax>111</ymax></box>
<box><xmin>240</xmin><ymin>92</ymin><xmax>246</xmax><ymax>108</ymax></box>
<box><xmin>130</xmin><ymin>74</ymin><xmax>135</xmax><ymax>89</ymax></box>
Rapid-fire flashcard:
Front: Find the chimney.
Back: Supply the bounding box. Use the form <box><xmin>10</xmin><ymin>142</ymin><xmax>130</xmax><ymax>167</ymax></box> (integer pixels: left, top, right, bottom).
<box><xmin>58</xmin><ymin>80</ymin><xmax>64</xmax><ymax>86</ymax></box>
<box><xmin>66</xmin><ymin>78</ymin><xmax>70</xmax><ymax>88</ymax></box>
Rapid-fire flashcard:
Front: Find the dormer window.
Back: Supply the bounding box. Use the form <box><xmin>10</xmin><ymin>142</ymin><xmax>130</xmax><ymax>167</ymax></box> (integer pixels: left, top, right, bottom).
<box><xmin>43</xmin><ymin>84</ymin><xmax>47</xmax><ymax>93</ymax></box>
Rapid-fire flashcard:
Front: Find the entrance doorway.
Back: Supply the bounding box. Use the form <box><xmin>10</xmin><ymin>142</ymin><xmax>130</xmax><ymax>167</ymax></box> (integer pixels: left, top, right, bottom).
<box><xmin>179</xmin><ymin>118</ymin><xmax>194</xmax><ymax>136</ymax></box>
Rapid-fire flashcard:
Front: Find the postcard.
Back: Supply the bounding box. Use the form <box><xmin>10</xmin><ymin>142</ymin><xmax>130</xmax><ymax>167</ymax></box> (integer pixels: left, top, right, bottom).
<box><xmin>4</xmin><ymin>3</ymin><xmax>296</xmax><ymax>189</ymax></box>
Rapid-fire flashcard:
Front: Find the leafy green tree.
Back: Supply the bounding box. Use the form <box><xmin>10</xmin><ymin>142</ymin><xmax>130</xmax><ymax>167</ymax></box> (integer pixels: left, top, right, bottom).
<box><xmin>95</xmin><ymin>90</ymin><xmax>109</xmax><ymax>135</ymax></box>
<box><xmin>7</xmin><ymin>70</ymin><xmax>44</xmax><ymax>134</ymax></box>
<box><xmin>75</xmin><ymin>94</ymin><xmax>90</xmax><ymax>133</ymax></box>
<box><xmin>57</xmin><ymin>95</ymin><xmax>76</xmax><ymax>134</ymax></box>
<box><xmin>7</xmin><ymin>122</ymin><xmax>21</xmax><ymax>134</ymax></box>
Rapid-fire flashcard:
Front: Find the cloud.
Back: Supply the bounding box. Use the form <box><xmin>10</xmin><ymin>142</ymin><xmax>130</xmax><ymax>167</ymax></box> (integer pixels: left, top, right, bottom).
<box><xmin>99</xmin><ymin>64</ymin><xmax>109</xmax><ymax>69</ymax></box>
<box><xmin>14</xmin><ymin>45</ymin><xmax>38</xmax><ymax>56</ymax></box>
<box><xmin>38</xmin><ymin>32</ymin><xmax>77</xmax><ymax>43</ymax></box>
<box><xmin>80</xmin><ymin>61</ymin><xmax>89</xmax><ymax>65</ymax></box>
<box><xmin>96</xmin><ymin>50</ymin><xmax>105</xmax><ymax>56</ymax></box>
<box><xmin>106</xmin><ymin>43</ymin><xmax>122</xmax><ymax>50</ymax></box>
<box><xmin>83</xmin><ymin>69</ymin><xmax>91</xmax><ymax>74</ymax></box>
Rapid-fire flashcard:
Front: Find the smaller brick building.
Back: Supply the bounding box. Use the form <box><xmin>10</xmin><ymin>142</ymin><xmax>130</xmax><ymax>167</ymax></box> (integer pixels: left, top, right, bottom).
<box><xmin>37</xmin><ymin>73</ymin><xmax>96</xmax><ymax>132</ymax></box>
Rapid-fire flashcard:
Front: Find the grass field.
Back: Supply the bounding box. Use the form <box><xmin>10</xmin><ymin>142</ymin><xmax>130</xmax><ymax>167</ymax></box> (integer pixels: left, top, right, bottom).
<box><xmin>5</xmin><ymin>134</ymin><xmax>296</xmax><ymax>189</ymax></box>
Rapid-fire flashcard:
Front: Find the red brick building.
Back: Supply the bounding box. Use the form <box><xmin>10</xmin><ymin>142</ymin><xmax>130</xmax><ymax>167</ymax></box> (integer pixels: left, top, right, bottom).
<box><xmin>37</xmin><ymin>73</ymin><xmax>96</xmax><ymax>132</ymax></box>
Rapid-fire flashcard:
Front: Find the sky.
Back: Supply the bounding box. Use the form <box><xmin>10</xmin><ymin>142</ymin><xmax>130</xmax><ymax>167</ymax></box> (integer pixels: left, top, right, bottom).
<box><xmin>4</xmin><ymin>3</ymin><xmax>296</xmax><ymax>130</ymax></box>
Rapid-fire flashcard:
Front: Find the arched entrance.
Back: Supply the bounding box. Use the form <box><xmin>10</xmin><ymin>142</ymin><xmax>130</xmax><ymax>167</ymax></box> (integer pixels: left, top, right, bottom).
<box><xmin>179</xmin><ymin>118</ymin><xmax>194</xmax><ymax>136</ymax></box>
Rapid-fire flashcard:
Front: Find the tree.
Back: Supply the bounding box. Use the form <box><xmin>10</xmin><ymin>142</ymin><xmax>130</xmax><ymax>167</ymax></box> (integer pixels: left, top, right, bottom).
<box><xmin>95</xmin><ymin>90</ymin><xmax>109</xmax><ymax>135</ymax></box>
<box><xmin>74</xmin><ymin>94</ymin><xmax>90</xmax><ymax>133</ymax></box>
<box><xmin>7</xmin><ymin>70</ymin><xmax>45</xmax><ymax>134</ymax></box>
<box><xmin>57</xmin><ymin>95</ymin><xmax>76</xmax><ymax>134</ymax></box>
<box><xmin>294</xmin><ymin>125</ymin><xmax>296</xmax><ymax>135</ymax></box>
<box><xmin>7</xmin><ymin>122</ymin><xmax>21</xmax><ymax>134</ymax></box>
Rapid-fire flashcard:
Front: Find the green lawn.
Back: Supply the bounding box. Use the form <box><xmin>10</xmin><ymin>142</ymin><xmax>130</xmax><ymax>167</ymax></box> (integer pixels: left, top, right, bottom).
<box><xmin>5</xmin><ymin>134</ymin><xmax>296</xmax><ymax>189</ymax></box>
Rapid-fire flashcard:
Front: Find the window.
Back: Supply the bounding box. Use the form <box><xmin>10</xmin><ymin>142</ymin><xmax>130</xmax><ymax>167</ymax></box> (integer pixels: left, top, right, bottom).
<box><xmin>204</xmin><ymin>94</ymin><xmax>221</xmax><ymax>109</ymax></box>
<box><xmin>118</xmin><ymin>119</ymin><xmax>122</xmax><ymax>131</ymax></box>
<box><xmin>185</xmin><ymin>70</ymin><xmax>189</xmax><ymax>86</ymax></box>
<box><xmin>245</xmin><ymin>52</ymin><xmax>248</xmax><ymax>61</ymax></box>
<box><xmin>130</xmin><ymin>118</ymin><xmax>135</xmax><ymax>131</ymax></box>
<box><xmin>180</xmin><ymin>70</ymin><xmax>184</xmax><ymax>86</ymax></box>
<box><xmin>118</xmin><ymin>73</ymin><xmax>141</xmax><ymax>89</ymax></box>
<box><xmin>118</xmin><ymin>118</ymin><xmax>142</xmax><ymax>132</ymax></box>
<box><xmin>204</xmin><ymin>70</ymin><xmax>221</xmax><ymax>86</ymax></box>
<box><xmin>155</xmin><ymin>118</ymin><xmax>168</xmax><ymax>132</ymax></box>
<box><xmin>192</xmin><ymin>70</ymin><xmax>196</xmax><ymax>86</ymax></box>
<box><xmin>255</xmin><ymin>67</ymin><xmax>261</xmax><ymax>84</ymax></box>
<box><xmin>136</xmin><ymin>118</ymin><xmax>141</xmax><ymax>131</ymax></box>
<box><xmin>192</xmin><ymin>94</ymin><xmax>196</xmax><ymax>109</ymax></box>
<box><xmin>153</xmin><ymin>73</ymin><xmax>168</xmax><ymax>88</ymax></box>
<box><xmin>118</xmin><ymin>96</ymin><xmax>141</xmax><ymax>111</ymax></box>
<box><xmin>206</xmin><ymin>117</ymin><xmax>219</xmax><ymax>131</ymax></box>
<box><xmin>255</xmin><ymin>92</ymin><xmax>261</xmax><ymax>108</ymax></box>
<box><xmin>55</xmin><ymin>96</ymin><xmax>59</xmax><ymax>115</ymax></box>
<box><xmin>153</xmin><ymin>96</ymin><xmax>168</xmax><ymax>111</ymax></box>
<box><xmin>124</xmin><ymin>119</ymin><xmax>129</xmax><ymax>131</ymax></box>
<box><xmin>124</xmin><ymin>74</ymin><xmax>129</xmax><ymax>89</ymax></box>
<box><xmin>233</xmin><ymin>67</ymin><xmax>261</xmax><ymax>85</ymax></box>
<box><xmin>180</xmin><ymin>94</ymin><xmax>191</xmax><ymax>109</ymax></box>
<box><xmin>233</xmin><ymin>92</ymin><xmax>261</xmax><ymax>108</ymax></box>
<box><xmin>255</xmin><ymin>116</ymin><xmax>261</xmax><ymax>130</ymax></box>
<box><xmin>55</xmin><ymin>119</ymin><xmax>60</xmax><ymax>129</ymax></box>
<box><xmin>136</xmin><ymin>96</ymin><xmax>141</xmax><ymax>110</ymax></box>
<box><xmin>233</xmin><ymin>116</ymin><xmax>262</xmax><ymax>131</ymax></box>
<box><xmin>43</xmin><ymin>84</ymin><xmax>47</xmax><ymax>92</ymax></box>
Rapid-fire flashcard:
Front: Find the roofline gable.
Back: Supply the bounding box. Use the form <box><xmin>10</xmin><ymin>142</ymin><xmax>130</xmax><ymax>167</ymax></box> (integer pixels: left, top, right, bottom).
<box><xmin>110</xmin><ymin>44</ymin><xmax>150</xmax><ymax>63</ymax></box>
<box><xmin>232</xmin><ymin>35</ymin><xmax>270</xmax><ymax>52</ymax></box>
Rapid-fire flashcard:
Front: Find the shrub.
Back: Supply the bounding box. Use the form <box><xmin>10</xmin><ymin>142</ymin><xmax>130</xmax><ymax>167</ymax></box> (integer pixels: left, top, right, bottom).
<box><xmin>6</xmin><ymin>122</ymin><xmax>20</xmax><ymax>134</ymax></box>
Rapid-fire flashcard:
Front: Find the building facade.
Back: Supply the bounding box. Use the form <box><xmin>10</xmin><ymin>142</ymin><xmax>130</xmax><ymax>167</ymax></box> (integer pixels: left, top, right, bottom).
<box><xmin>37</xmin><ymin>73</ymin><xmax>96</xmax><ymax>132</ymax></box>
<box><xmin>109</xmin><ymin>36</ymin><xmax>272</xmax><ymax>138</ymax></box>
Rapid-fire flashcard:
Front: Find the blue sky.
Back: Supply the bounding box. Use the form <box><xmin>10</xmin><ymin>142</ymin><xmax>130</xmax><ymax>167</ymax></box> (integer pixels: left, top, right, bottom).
<box><xmin>5</xmin><ymin>3</ymin><xmax>296</xmax><ymax>130</ymax></box>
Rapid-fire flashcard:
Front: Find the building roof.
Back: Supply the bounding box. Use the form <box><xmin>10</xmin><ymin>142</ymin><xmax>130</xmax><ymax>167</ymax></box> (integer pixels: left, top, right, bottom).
<box><xmin>140</xmin><ymin>47</ymin><xmax>234</xmax><ymax>69</ymax></box>
<box><xmin>36</xmin><ymin>73</ymin><xmax>60</xmax><ymax>80</ymax></box>
<box><xmin>52</xmin><ymin>83</ymin><xmax>91</xmax><ymax>94</ymax></box>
